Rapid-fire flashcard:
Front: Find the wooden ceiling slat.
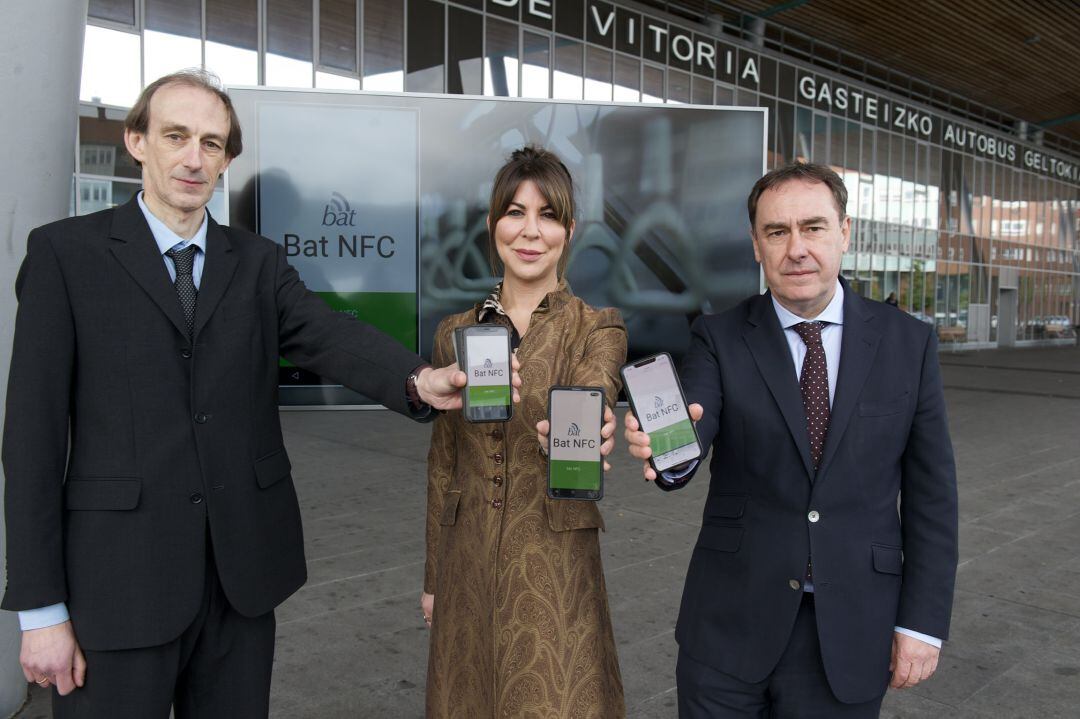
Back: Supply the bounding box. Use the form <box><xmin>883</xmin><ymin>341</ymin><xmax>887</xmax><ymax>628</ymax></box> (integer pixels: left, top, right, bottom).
<box><xmin>713</xmin><ymin>0</ymin><xmax>1080</xmax><ymax>142</ymax></box>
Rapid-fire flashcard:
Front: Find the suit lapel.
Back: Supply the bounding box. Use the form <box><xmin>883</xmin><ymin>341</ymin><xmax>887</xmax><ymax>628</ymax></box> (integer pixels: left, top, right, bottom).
<box><xmin>192</xmin><ymin>216</ymin><xmax>238</xmax><ymax>341</ymax></box>
<box><xmin>109</xmin><ymin>198</ymin><xmax>190</xmax><ymax>340</ymax></box>
<box><xmin>816</xmin><ymin>281</ymin><xmax>882</xmax><ymax>480</ymax></box>
<box><xmin>742</xmin><ymin>293</ymin><xmax>815</xmax><ymax>480</ymax></box>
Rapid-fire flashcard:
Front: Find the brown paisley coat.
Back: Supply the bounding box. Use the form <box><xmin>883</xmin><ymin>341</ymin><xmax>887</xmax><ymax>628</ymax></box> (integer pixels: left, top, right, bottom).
<box><xmin>424</xmin><ymin>282</ymin><xmax>627</xmax><ymax>718</ymax></box>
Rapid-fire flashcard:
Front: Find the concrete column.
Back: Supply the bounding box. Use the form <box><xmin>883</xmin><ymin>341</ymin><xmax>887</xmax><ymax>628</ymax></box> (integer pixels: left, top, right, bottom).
<box><xmin>0</xmin><ymin>1</ymin><xmax>88</xmax><ymax>715</ymax></box>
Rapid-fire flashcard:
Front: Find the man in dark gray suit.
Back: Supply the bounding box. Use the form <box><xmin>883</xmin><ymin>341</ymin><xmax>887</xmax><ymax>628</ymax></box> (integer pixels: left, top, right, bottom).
<box><xmin>2</xmin><ymin>70</ymin><xmax>499</xmax><ymax>718</ymax></box>
<box><xmin>625</xmin><ymin>162</ymin><xmax>958</xmax><ymax>717</ymax></box>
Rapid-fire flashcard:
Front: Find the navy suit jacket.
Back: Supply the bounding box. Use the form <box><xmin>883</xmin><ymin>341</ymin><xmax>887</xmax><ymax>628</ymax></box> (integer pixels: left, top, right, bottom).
<box><xmin>668</xmin><ymin>279</ymin><xmax>958</xmax><ymax>703</ymax></box>
<box><xmin>2</xmin><ymin>197</ymin><xmax>427</xmax><ymax>650</ymax></box>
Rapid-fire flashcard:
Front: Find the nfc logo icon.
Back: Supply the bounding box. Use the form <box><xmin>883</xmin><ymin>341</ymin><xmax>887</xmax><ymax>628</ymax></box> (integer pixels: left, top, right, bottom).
<box><xmin>654</xmin><ymin>395</ymin><xmax>664</xmax><ymax>409</ymax></box>
<box><xmin>567</xmin><ymin>423</ymin><xmax>580</xmax><ymax>437</ymax></box>
<box><xmin>484</xmin><ymin>358</ymin><xmax>493</xmax><ymax>369</ymax></box>
<box><xmin>322</xmin><ymin>192</ymin><xmax>357</xmax><ymax>226</ymax></box>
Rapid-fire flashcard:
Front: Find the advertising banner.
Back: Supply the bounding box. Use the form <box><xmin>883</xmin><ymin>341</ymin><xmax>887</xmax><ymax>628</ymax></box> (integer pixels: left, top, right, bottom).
<box><xmin>227</xmin><ymin>89</ymin><xmax>766</xmax><ymax>406</ymax></box>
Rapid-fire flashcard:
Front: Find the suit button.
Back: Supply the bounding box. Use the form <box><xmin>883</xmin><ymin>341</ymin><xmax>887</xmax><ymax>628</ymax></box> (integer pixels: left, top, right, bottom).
<box><xmin>807</xmin><ymin>510</ymin><xmax>820</xmax><ymax>523</ymax></box>
<box><xmin>492</xmin><ymin>475</ymin><xmax>503</xmax><ymax>487</ymax></box>
<box><xmin>491</xmin><ymin>498</ymin><xmax>503</xmax><ymax>509</ymax></box>
<box><xmin>491</xmin><ymin>430</ymin><xmax>503</xmax><ymax>441</ymax></box>
<box><xmin>194</xmin><ymin>412</ymin><xmax>209</xmax><ymax>424</ymax></box>
<box><xmin>493</xmin><ymin>453</ymin><xmax>504</xmax><ymax>464</ymax></box>
<box><xmin>190</xmin><ymin>493</ymin><xmax>204</xmax><ymax>504</ymax></box>
<box><xmin>789</xmin><ymin>579</ymin><xmax>801</xmax><ymax>590</ymax></box>
<box><xmin>180</xmin><ymin>349</ymin><xmax>192</xmax><ymax>359</ymax></box>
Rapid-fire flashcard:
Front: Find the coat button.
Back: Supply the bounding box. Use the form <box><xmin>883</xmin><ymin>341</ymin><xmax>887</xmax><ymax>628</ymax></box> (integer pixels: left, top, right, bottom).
<box><xmin>491</xmin><ymin>498</ymin><xmax>503</xmax><ymax>509</ymax></box>
<box><xmin>194</xmin><ymin>412</ymin><xmax>209</xmax><ymax>424</ymax></box>
<box><xmin>789</xmin><ymin>579</ymin><xmax>801</xmax><ymax>590</ymax></box>
<box><xmin>490</xmin><ymin>430</ymin><xmax>503</xmax><ymax>441</ymax></box>
<box><xmin>190</xmin><ymin>493</ymin><xmax>204</xmax><ymax>504</ymax></box>
<box><xmin>492</xmin><ymin>475</ymin><xmax>503</xmax><ymax>486</ymax></box>
<box><xmin>180</xmin><ymin>349</ymin><xmax>192</xmax><ymax>359</ymax></box>
<box><xmin>493</xmin><ymin>453</ymin><xmax>504</xmax><ymax>464</ymax></box>
<box><xmin>808</xmin><ymin>510</ymin><xmax>820</xmax><ymax>523</ymax></box>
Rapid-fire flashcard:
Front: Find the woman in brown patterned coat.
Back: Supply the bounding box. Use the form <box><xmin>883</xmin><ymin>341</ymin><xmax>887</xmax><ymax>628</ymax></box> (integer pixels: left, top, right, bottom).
<box><xmin>422</xmin><ymin>146</ymin><xmax>627</xmax><ymax>718</ymax></box>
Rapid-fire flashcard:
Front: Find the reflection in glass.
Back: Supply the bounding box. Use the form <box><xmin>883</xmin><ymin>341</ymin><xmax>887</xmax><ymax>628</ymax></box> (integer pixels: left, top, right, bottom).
<box><xmin>77</xmin><ymin>179</ymin><xmax>140</xmax><ymax>215</ymax></box>
<box><xmin>316</xmin><ymin>71</ymin><xmax>361</xmax><ymax>90</ymax></box>
<box><xmin>81</xmin><ymin>25</ymin><xmax>141</xmax><ymax>107</ymax></box>
<box><xmin>448</xmin><ymin>8</ymin><xmax>483</xmax><ymax>95</ymax></box>
<box><xmin>522</xmin><ymin>33</ymin><xmax>551</xmax><ymax>99</ymax></box>
<box><xmin>485</xmin><ymin>19</ymin><xmax>519</xmax><ymax>97</ymax></box>
<box><xmin>267</xmin><ymin>0</ymin><xmax>313</xmax><ymax>88</ymax></box>
<box><xmin>266</xmin><ymin>56</ymin><xmax>313</xmax><ymax>88</ymax></box>
<box><xmin>144</xmin><ymin>31</ymin><xmax>202</xmax><ymax>85</ymax></box>
<box><xmin>584</xmin><ymin>47</ymin><xmax>612</xmax><ymax>102</ymax></box>
<box><xmin>206</xmin><ymin>42</ymin><xmax>259</xmax><ymax>87</ymax></box>
<box><xmin>553</xmin><ymin>39</ymin><xmax>583</xmax><ymax>100</ymax></box>
<box><xmin>613</xmin><ymin>54</ymin><xmax>639</xmax><ymax>102</ymax></box>
<box><xmin>692</xmin><ymin>76</ymin><xmax>713</xmax><ymax>105</ymax></box>
<box><xmin>207</xmin><ymin>0</ymin><xmax>259</xmax><ymax>86</ymax></box>
<box><xmin>208</xmin><ymin>187</ymin><xmax>229</xmax><ymax>224</ymax></box>
<box><xmin>89</xmin><ymin>0</ymin><xmax>135</xmax><ymax>25</ymax></box>
<box><xmin>407</xmin><ymin>0</ymin><xmax>445</xmax><ymax>93</ymax></box>
<box><xmin>79</xmin><ymin>110</ymin><xmax>140</xmax><ymax>180</ymax></box>
<box><xmin>364</xmin><ymin>0</ymin><xmax>404</xmax><ymax>91</ymax></box>
<box><xmin>667</xmin><ymin>70</ymin><xmax>690</xmax><ymax>104</ymax></box>
<box><xmin>145</xmin><ymin>0</ymin><xmax>199</xmax><ymax>34</ymax></box>
<box><xmin>642</xmin><ymin>65</ymin><xmax>663</xmax><ymax>103</ymax></box>
<box><xmin>321</xmin><ymin>0</ymin><xmax>358</xmax><ymax>73</ymax></box>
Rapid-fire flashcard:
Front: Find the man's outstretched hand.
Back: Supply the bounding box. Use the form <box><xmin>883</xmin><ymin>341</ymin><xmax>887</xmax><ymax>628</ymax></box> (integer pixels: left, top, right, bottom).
<box><xmin>624</xmin><ymin>402</ymin><xmax>704</xmax><ymax>480</ymax></box>
<box><xmin>416</xmin><ymin>354</ymin><xmax>523</xmax><ymax>410</ymax></box>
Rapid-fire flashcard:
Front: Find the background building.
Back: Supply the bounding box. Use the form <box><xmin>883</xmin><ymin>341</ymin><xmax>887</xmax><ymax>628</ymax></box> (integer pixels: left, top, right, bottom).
<box><xmin>73</xmin><ymin>0</ymin><xmax>1080</xmax><ymax>347</ymax></box>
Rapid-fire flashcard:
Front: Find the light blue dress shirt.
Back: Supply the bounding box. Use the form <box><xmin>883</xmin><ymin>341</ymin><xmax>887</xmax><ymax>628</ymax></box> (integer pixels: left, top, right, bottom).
<box><xmin>17</xmin><ymin>193</ymin><xmax>207</xmax><ymax>632</ymax></box>
<box><xmin>661</xmin><ymin>281</ymin><xmax>941</xmax><ymax>649</ymax></box>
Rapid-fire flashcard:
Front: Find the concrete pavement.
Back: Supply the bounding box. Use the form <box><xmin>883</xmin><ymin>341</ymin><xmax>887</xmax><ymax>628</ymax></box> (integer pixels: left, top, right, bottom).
<box><xmin>15</xmin><ymin>345</ymin><xmax>1080</xmax><ymax>718</ymax></box>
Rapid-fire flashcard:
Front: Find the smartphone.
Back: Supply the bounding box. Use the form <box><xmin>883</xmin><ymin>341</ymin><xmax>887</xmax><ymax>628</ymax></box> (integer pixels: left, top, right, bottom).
<box><xmin>458</xmin><ymin>325</ymin><xmax>513</xmax><ymax>423</ymax></box>
<box><xmin>620</xmin><ymin>352</ymin><xmax>703</xmax><ymax>475</ymax></box>
<box><xmin>547</xmin><ymin>386</ymin><xmax>605</xmax><ymax>501</ymax></box>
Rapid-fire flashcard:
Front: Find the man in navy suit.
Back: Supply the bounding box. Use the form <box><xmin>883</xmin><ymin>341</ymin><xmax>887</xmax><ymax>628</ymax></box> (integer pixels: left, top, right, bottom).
<box><xmin>625</xmin><ymin>162</ymin><xmax>958</xmax><ymax>717</ymax></box>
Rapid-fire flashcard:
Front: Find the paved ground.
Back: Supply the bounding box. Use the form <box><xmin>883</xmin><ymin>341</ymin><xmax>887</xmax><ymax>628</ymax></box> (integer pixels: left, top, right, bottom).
<box><xmin>16</xmin><ymin>345</ymin><xmax>1080</xmax><ymax>718</ymax></box>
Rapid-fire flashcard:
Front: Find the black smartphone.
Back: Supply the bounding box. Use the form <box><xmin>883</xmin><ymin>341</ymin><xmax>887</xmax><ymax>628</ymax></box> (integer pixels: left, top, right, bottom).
<box><xmin>620</xmin><ymin>352</ymin><xmax>703</xmax><ymax>476</ymax></box>
<box><xmin>457</xmin><ymin>325</ymin><xmax>513</xmax><ymax>423</ymax></box>
<box><xmin>547</xmin><ymin>386</ymin><xmax>605</xmax><ymax>501</ymax></box>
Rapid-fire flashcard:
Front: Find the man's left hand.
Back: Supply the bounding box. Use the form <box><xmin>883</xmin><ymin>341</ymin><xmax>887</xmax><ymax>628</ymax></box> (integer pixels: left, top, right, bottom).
<box><xmin>416</xmin><ymin>354</ymin><xmax>522</xmax><ymax>411</ymax></box>
<box><xmin>889</xmin><ymin>632</ymin><xmax>940</xmax><ymax>689</ymax></box>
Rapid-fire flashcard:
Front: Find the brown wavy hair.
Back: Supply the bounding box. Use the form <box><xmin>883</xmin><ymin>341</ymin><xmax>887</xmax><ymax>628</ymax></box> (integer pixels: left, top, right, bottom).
<box><xmin>487</xmin><ymin>145</ymin><xmax>576</xmax><ymax>278</ymax></box>
<box><xmin>124</xmin><ymin>69</ymin><xmax>243</xmax><ymax>166</ymax></box>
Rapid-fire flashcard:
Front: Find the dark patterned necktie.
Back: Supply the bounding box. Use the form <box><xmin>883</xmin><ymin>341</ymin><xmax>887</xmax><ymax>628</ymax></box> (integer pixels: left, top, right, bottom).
<box><xmin>793</xmin><ymin>321</ymin><xmax>830</xmax><ymax>470</ymax></box>
<box><xmin>165</xmin><ymin>245</ymin><xmax>198</xmax><ymax>340</ymax></box>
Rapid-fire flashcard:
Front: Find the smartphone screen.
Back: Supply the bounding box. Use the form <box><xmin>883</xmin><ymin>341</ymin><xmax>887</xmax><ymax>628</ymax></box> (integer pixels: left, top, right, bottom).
<box><xmin>621</xmin><ymin>353</ymin><xmax>702</xmax><ymax>472</ymax></box>
<box><xmin>462</xmin><ymin>326</ymin><xmax>512</xmax><ymax>422</ymax></box>
<box><xmin>547</xmin><ymin>387</ymin><xmax>604</xmax><ymax>500</ymax></box>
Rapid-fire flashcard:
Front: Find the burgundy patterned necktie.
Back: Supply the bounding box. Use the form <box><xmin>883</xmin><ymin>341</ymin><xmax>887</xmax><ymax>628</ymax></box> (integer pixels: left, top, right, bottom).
<box><xmin>793</xmin><ymin>321</ymin><xmax>830</xmax><ymax>470</ymax></box>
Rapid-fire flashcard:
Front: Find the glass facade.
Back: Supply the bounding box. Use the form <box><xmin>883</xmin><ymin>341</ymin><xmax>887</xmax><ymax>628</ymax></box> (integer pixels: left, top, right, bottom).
<box><xmin>78</xmin><ymin>0</ymin><xmax>1080</xmax><ymax>345</ymax></box>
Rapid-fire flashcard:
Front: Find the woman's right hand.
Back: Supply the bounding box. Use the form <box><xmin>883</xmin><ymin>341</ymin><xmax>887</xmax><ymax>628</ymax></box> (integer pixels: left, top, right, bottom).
<box><xmin>421</xmin><ymin>592</ymin><xmax>435</xmax><ymax>628</ymax></box>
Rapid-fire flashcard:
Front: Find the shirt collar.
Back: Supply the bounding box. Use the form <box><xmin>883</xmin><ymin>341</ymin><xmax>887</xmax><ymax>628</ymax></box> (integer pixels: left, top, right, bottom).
<box><xmin>137</xmin><ymin>191</ymin><xmax>208</xmax><ymax>256</ymax></box>
<box><xmin>771</xmin><ymin>279</ymin><xmax>845</xmax><ymax>329</ymax></box>
<box><xmin>475</xmin><ymin>278</ymin><xmax>571</xmax><ymax>322</ymax></box>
